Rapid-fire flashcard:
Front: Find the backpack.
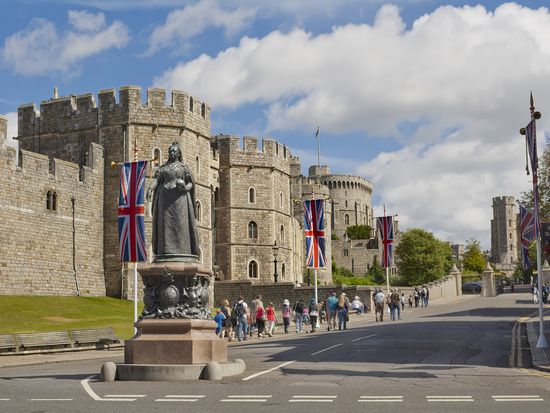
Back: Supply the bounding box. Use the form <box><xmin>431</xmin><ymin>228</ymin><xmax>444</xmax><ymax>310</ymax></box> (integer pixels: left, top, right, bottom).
<box><xmin>294</xmin><ymin>302</ymin><xmax>304</xmax><ymax>313</ymax></box>
<box><xmin>234</xmin><ymin>302</ymin><xmax>245</xmax><ymax>318</ymax></box>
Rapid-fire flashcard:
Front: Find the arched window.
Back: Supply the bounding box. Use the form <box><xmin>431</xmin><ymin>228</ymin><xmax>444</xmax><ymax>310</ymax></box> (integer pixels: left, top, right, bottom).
<box><xmin>196</xmin><ymin>200</ymin><xmax>202</xmax><ymax>222</ymax></box>
<box><xmin>280</xmin><ymin>192</ymin><xmax>283</xmax><ymax>208</ymax></box>
<box><xmin>248</xmin><ymin>260</ymin><xmax>258</xmax><ymax>278</ymax></box>
<box><xmin>338</xmin><ymin>182</ymin><xmax>342</xmax><ymax>189</ymax></box>
<box><xmin>153</xmin><ymin>148</ymin><xmax>161</xmax><ymax>167</ymax></box>
<box><xmin>201</xmin><ymin>103</ymin><xmax>206</xmax><ymax>118</ymax></box>
<box><xmin>280</xmin><ymin>225</ymin><xmax>285</xmax><ymax>244</ymax></box>
<box><xmin>46</xmin><ymin>191</ymin><xmax>57</xmax><ymax>211</ymax></box>
<box><xmin>248</xmin><ymin>187</ymin><xmax>256</xmax><ymax>203</ymax></box>
<box><xmin>248</xmin><ymin>221</ymin><xmax>258</xmax><ymax>239</ymax></box>
<box><xmin>281</xmin><ymin>263</ymin><xmax>286</xmax><ymax>279</ymax></box>
<box><xmin>189</xmin><ymin>97</ymin><xmax>194</xmax><ymax>112</ymax></box>
<box><xmin>344</xmin><ymin>249</ymin><xmax>349</xmax><ymax>257</ymax></box>
<box><xmin>195</xmin><ymin>156</ymin><xmax>200</xmax><ymax>175</ymax></box>
<box><xmin>344</xmin><ymin>214</ymin><xmax>350</xmax><ymax>225</ymax></box>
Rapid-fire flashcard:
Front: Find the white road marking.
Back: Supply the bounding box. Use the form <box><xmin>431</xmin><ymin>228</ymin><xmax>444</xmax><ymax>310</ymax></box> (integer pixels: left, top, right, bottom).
<box><xmin>0</xmin><ymin>399</ymin><xmax>10</xmax><ymax>401</ymax></box>
<box><xmin>221</xmin><ymin>395</ymin><xmax>272</xmax><ymax>402</ymax></box>
<box><xmin>359</xmin><ymin>396</ymin><xmax>403</xmax><ymax>402</ymax></box>
<box><xmin>492</xmin><ymin>395</ymin><xmax>543</xmax><ymax>402</ymax></box>
<box><xmin>426</xmin><ymin>396</ymin><xmax>473</xmax><ymax>402</ymax></box>
<box><xmin>351</xmin><ymin>334</ymin><xmax>377</xmax><ymax>342</ymax></box>
<box><xmin>309</xmin><ymin>343</ymin><xmax>343</xmax><ymax>356</ymax></box>
<box><xmin>226</xmin><ymin>395</ymin><xmax>272</xmax><ymax>398</ymax></box>
<box><xmin>290</xmin><ymin>395</ymin><xmax>337</xmax><ymax>402</ymax></box>
<box><xmin>80</xmin><ymin>375</ymin><xmax>136</xmax><ymax>402</ymax></box>
<box><xmin>156</xmin><ymin>399</ymin><xmax>200</xmax><ymax>402</ymax></box>
<box><xmin>242</xmin><ymin>360</ymin><xmax>295</xmax><ymax>381</ymax></box>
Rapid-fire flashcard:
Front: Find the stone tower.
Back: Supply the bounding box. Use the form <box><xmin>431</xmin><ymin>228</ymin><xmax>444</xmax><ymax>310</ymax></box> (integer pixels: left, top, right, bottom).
<box><xmin>215</xmin><ymin>135</ymin><xmax>303</xmax><ymax>283</ymax></box>
<box><xmin>17</xmin><ymin>87</ymin><xmax>214</xmax><ymax>297</ymax></box>
<box><xmin>490</xmin><ymin>196</ymin><xmax>517</xmax><ymax>274</ymax></box>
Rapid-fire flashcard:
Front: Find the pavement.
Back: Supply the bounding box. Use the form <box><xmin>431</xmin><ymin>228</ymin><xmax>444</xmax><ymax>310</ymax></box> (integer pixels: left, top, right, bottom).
<box><xmin>526</xmin><ymin>307</ymin><xmax>550</xmax><ymax>372</ymax></box>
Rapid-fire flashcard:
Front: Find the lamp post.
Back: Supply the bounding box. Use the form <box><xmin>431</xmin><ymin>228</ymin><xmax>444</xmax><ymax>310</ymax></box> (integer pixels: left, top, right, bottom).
<box><xmin>272</xmin><ymin>240</ymin><xmax>279</xmax><ymax>283</ymax></box>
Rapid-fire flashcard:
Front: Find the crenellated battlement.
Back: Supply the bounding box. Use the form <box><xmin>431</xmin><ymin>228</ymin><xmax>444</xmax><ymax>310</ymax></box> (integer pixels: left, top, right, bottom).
<box><xmin>12</xmin><ymin>143</ymin><xmax>103</xmax><ymax>184</ymax></box>
<box><xmin>215</xmin><ymin>134</ymin><xmax>292</xmax><ymax>159</ymax></box>
<box><xmin>18</xmin><ymin>86</ymin><xmax>211</xmax><ymax>138</ymax></box>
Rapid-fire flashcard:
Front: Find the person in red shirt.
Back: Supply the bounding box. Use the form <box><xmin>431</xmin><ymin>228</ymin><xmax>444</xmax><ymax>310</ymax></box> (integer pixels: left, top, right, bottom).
<box><xmin>265</xmin><ymin>302</ymin><xmax>277</xmax><ymax>337</ymax></box>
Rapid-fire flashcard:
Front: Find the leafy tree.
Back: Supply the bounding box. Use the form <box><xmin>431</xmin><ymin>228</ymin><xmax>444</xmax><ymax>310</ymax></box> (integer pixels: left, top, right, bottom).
<box><xmin>345</xmin><ymin>225</ymin><xmax>372</xmax><ymax>240</ymax></box>
<box><xmin>368</xmin><ymin>256</ymin><xmax>385</xmax><ymax>284</ymax></box>
<box><xmin>463</xmin><ymin>238</ymin><xmax>486</xmax><ymax>273</ymax></box>
<box><xmin>395</xmin><ymin>228</ymin><xmax>453</xmax><ymax>286</ymax></box>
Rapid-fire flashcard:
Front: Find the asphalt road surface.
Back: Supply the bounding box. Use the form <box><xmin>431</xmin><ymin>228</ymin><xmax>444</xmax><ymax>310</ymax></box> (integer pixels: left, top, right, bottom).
<box><xmin>1</xmin><ymin>290</ymin><xmax>550</xmax><ymax>413</ymax></box>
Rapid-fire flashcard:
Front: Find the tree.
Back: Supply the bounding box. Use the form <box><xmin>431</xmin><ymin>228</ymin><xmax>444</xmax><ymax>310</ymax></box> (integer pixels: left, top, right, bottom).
<box><xmin>345</xmin><ymin>225</ymin><xmax>372</xmax><ymax>240</ymax></box>
<box><xmin>368</xmin><ymin>256</ymin><xmax>385</xmax><ymax>284</ymax></box>
<box><xmin>395</xmin><ymin>228</ymin><xmax>453</xmax><ymax>286</ymax></box>
<box><xmin>463</xmin><ymin>238</ymin><xmax>486</xmax><ymax>273</ymax></box>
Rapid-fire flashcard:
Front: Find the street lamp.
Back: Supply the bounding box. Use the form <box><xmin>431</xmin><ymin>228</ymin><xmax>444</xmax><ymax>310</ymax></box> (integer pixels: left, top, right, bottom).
<box><xmin>272</xmin><ymin>240</ymin><xmax>279</xmax><ymax>283</ymax></box>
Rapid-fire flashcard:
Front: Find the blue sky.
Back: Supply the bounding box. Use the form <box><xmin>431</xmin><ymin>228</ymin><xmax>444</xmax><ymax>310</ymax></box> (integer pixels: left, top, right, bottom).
<box><xmin>2</xmin><ymin>0</ymin><xmax>550</xmax><ymax>249</ymax></box>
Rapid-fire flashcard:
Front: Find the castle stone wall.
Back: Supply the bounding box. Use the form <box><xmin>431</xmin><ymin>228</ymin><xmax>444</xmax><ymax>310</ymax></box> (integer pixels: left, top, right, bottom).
<box><xmin>17</xmin><ymin>87</ymin><xmax>214</xmax><ymax>297</ymax></box>
<box><xmin>0</xmin><ymin>127</ymin><xmax>105</xmax><ymax>295</ymax></box>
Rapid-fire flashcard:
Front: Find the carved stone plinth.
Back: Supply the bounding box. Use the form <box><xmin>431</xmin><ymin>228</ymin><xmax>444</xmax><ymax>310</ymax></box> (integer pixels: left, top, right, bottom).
<box><xmin>124</xmin><ymin>319</ymin><xmax>227</xmax><ymax>365</ymax></box>
<box><xmin>138</xmin><ymin>262</ymin><xmax>212</xmax><ymax>319</ymax></box>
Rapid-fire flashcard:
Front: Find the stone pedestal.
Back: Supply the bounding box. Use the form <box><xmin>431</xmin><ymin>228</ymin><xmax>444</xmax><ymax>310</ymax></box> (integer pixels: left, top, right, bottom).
<box><xmin>125</xmin><ymin>319</ymin><xmax>227</xmax><ymax>364</ymax></box>
<box><xmin>481</xmin><ymin>262</ymin><xmax>496</xmax><ymax>297</ymax></box>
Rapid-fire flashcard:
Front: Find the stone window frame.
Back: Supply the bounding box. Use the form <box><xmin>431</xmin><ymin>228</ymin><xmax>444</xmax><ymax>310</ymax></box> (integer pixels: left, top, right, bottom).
<box><xmin>344</xmin><ymin>249</ymin><xmax>349</xmax><ymax>257</ymax></box>
<box><xmin>280</xmin><ymin>192</ymin><xmax>283</xmax><ymax>209</ymax></box>
<box><xmin>189</xmin><ymin>96</ymin><xmax>194</xmax><ymax>112</ymax></box>
<box><xmin>280</xmin><ymin>225</ymin><xmax>285</xmax><ymax>244</ymax></box>
<box><xmin>248</xmin><ymin>260</ymin><xmax>259</xmax><ymax>278</ymax></box>
<box><xmin>152</xmin><ymin>148</ymin><xmax>162</xmax><ymax>167</ymax></box>
<box><xmin>201</xmin><ymin>103</ymin><xmax>206</xmax><ymax>118</ymax></box>
<box><xmin>248</xmin><ymin>221</ymin><xmax>258</xmax><ymax>240</ymax></box>
<box><xmin>344</xmin><ymin>214</ymin><xmax>349</xmax><ymax>225</ymax></box>
<box><xmin>345</xmin><ymin>200</ymin><xmax>348</xmax><ymax>208</ymax></box>
<box><xmin>281</xmin><ymin>262</ymin><xmax>286</xmax><ymax>279</ymax></box>
<box><xmin>46</xmin><ymin>190</ymin><xmax>58</xmax><ymax>212</ymax></box>
<box><xmin>196</xmin><ymin>200</ymin><xmax>202</xmax><ymax>222</ymax></box>
<box><xmin>248</xmin><ymin>187</ymin><xmax>256</xmax><ymax>204</ymax></box>
<box><xmin>195</xmin><ymin>155</ymin><xmax>200</xmax><ymax>176</ymax></box>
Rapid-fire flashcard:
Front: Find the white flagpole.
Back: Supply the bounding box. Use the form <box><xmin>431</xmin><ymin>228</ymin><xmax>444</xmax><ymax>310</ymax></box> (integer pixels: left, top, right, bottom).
<box><xmin>134</xmin><ymin>263</ymin><xmax>138</xmax><ymax>335</ymax></box>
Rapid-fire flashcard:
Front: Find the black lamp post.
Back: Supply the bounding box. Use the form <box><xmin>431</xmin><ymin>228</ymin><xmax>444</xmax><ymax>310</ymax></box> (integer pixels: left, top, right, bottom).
<box><xmin>272</xmin><ymin>240</ymin><xmax>279</xmax><ymax>283</ymax></box>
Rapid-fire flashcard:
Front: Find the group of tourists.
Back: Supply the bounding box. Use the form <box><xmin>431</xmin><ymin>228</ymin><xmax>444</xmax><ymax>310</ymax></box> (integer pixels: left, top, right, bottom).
<box><xmin>213</xmin><ymin>292</ymin><xmax>367</xmax><ymax>341</ymax></box>
<box><xmin>532</xmin><ymin>283</ymin><xmax>549</xmax><ymax>304</ymax></box>
<box><xmin>372</xmin><ymin>285</ymin><xmax>430</xmax><ymax>322</ymax></box>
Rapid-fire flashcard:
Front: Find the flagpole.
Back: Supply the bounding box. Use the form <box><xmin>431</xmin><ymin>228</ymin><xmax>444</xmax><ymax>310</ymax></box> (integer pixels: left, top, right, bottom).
<box><xmin>521</xmin><ymin>93</ymin><xmax>547</xmax><ymax>348</ymax></box>
<box><xmin>384</xmin><ymin>205</ymin><xmax>390</xmax><ymax>294</ymax></box>
<box><xmin>133</xmin><ymin>131</ymin><xmax>139</xmax><ymax>335</ymax></box>
<box><xmin>316</xmin><ymin>127</ymin><xmax>320</xmax><ymax>167</ymax></box>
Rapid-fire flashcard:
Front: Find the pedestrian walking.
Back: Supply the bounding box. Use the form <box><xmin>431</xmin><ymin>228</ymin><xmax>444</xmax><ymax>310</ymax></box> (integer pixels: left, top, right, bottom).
<box><xmin>373</xmin><ymin>289</ymin><xmax>385</xmax><ymax>322</ymax></box>
<box><xmin>294</xmin><ymin>298</ymin><xmax>305</xmax><ymax>333</ymax></box>
<box><xmin>400</xmin><ymin>293</ymin><xmax>406</xmax><ymax>311</ymax></box>
<box><xmin>414</xmin><ymin>287</ymin><xmax>420</xmax><ymax>308</ymax></box>
<box><xmin>408</xmin><ymin>294</ymin><xmax>413</xmax><ymax>309</ymax></box>
<box><xmin>249</xmin><ymin>294</ymin><xmax>263</xmax><ymax>337</ymax></box>
<box><xmin>326</xmin><ymin>292</ymin><xmax>338</xmax><ymax>331</ymax></box>
<box><xmin>220</xmin><ymin>299</ymin><xmax>233</xmax><ymax>341</ymax></box>
<box><xmin>233</xmin><ymin>296</ymin><xmax>248</xmax><ymax>341</ymax></box>
<box><xmin>337</xmin><ymin>293</ymin><xmax>349</xmax><ymax>330</ymax></box>
<box><xmin>282</xmin><ymin>299</ymin><xmax>291</xmax><ymax>334</ymax></box>
<box><xmin>309</xmin><ymin>298</ymin><xmax>318</xmax><ymax>333</ymax></box>
<box><xmin>214</xmin><ymin>309</ymin><xmax>225</xmax><ymax>337</ymax></box>
<box><xmin>255</xmin><ymin>305</ymin><xmax>266</xmax><ymax>338</ymax></box>
<box><xmin>266</xmin><ymin>302</ymin><xmax>277</xmax><ymax>337</ymax></box>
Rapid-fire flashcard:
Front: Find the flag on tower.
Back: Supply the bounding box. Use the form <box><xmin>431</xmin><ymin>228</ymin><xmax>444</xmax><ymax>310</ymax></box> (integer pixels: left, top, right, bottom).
<box><xmin>376</xmin><ymin>216</ymin><xmax>394</xmax><ymax>268</ymax></box>
<box><xmin>304</xmin><ymin>199</ymin><xmax>326</xmax><ymax>268</ymax></box>
<box><xmin>519</xmin><ymin>203</ymin><xmax>535</xmax><ymax>270</ymax></box>
<box><xmin>118</xmin><ymin>160</ymin><xmax>148</xmax><ymax>262</ymax></box>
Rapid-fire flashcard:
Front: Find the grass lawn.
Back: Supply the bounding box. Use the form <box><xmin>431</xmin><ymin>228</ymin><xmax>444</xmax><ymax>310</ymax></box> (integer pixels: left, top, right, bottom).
<box><xmin>0</xmin><ymin>296</ymin><xmax>143</xmax><ymax>340</ymax></box>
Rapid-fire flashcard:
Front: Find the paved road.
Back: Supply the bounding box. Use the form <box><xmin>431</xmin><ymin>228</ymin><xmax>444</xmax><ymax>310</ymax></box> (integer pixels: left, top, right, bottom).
<box><xmin>1</xmin><ymin>291</ymin><xmax>550</xmax><ymax>412</ymax></box>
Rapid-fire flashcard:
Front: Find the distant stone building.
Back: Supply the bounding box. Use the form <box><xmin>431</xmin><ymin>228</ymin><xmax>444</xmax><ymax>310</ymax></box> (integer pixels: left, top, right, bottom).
<box><xmin>490</xmin><ymin>196</ymin><xmax>517</xmax><ymax>274</ymax></box>
<box><xmin>450</xmin><ymin>243</ymin><xmax>465</xmax><ymax>265</ymax></box>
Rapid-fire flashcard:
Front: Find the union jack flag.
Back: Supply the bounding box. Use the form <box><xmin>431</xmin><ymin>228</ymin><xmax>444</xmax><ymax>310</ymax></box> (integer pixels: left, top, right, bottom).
<box><xmin>304</xmin><ymin>199</ymin><xmax>326</xmax><ymax>268</ymax></box>
<box><xmin>519</xmin><ymin>203</ymin><xmax>535</xmax><ymax>270</ymax></box>
<box><xmin>118</xmin><ymin>161</ymin><xmax>148</xmax><ymax>262</ymax></box>
<box><xmin>376</xmin><ymin>216</ymin><xmax>394</xmax><ymax>268</ymax></box>
<box><xmin>526</xmin><ymin>120</ymin><xmax>541</xmax><ymax>238</ymax></box>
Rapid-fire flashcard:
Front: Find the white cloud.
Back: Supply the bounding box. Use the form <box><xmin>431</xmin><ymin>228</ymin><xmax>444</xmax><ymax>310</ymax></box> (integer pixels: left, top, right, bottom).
<box><xmin>1</xmin><ymin>10</ymin><xmax>129</xmax><ymax>75</ymax></box>
<box><xmin>155</xmin><ymin>2</ymin><xmax>550</xmax><ymax>248</ymax></box>
<box><xmin>145</xmin><ymin>0</ymin><xmax>256</xmax><ymax>55</ymax></box>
